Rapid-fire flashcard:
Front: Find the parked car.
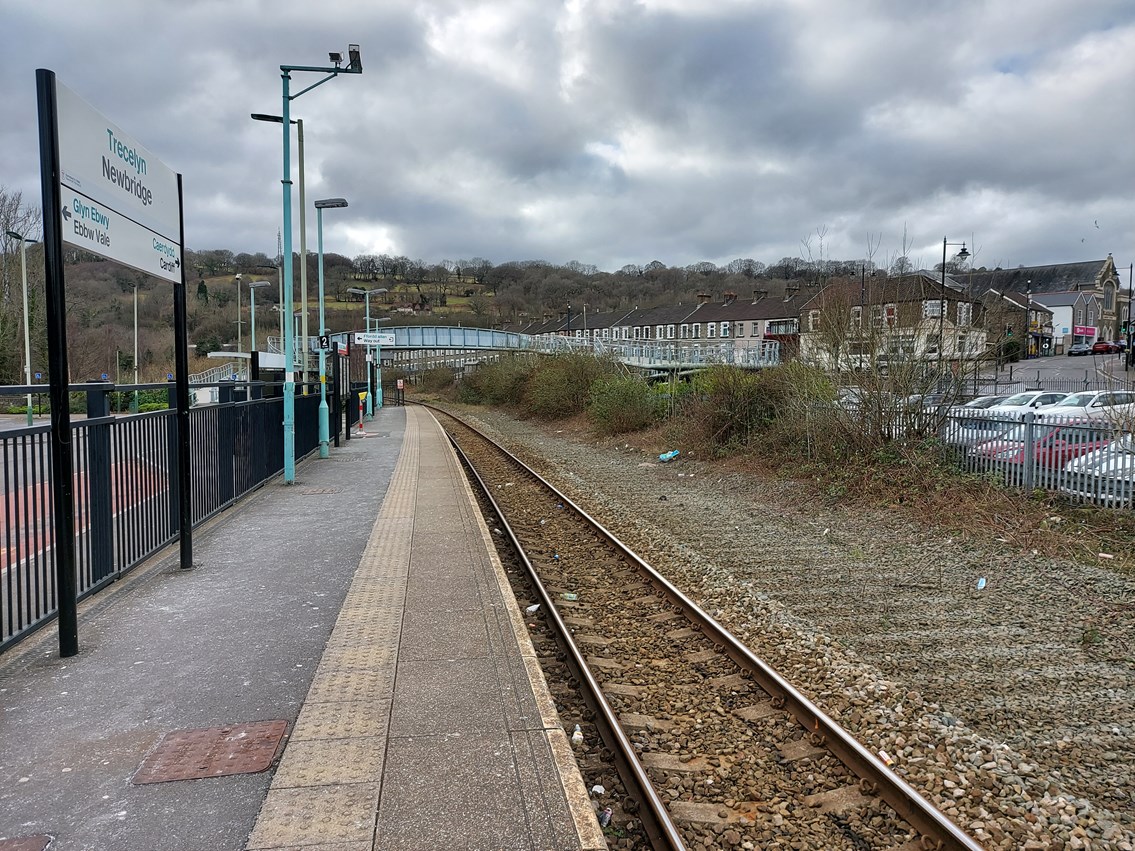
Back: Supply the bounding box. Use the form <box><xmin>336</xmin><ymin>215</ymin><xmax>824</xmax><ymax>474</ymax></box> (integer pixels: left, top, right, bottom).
<box><xmin>987</xmin><ymin>390</ymin><xmax>1068</xmax><ymax>419</ymax></box>
<box><xmin>940</xmin><ymin>412</ymin><xmax>1017</xmax><ymax>448</ymax></box>
<box><xmin>970</xmin><ymin>419</ymin><xmax>1112</xmax><ymax>468</ymax></box>
<box><xmin>1035</xmin><ymin>390</ymin><xmax>1135</xmax><ymax>422</ymax></box>
<box><xmin>1068</xmin><ymin>343</ymin><xmax>1093</xmax><ymax>356</ymax></box>
<box><xmin>1091</xmin><ymin>340</ymin><xmax>1120</xmax><ymax>354</ymax></box>
<box><xmin>1061</xmin><ymin>433</ymin><xmax>1135</xmax><ymax>506</ymax></box>
<box><xmin>960</xmin><ymin>395</ymin><xmax>1008</xmax><ymax>409</ymax></box>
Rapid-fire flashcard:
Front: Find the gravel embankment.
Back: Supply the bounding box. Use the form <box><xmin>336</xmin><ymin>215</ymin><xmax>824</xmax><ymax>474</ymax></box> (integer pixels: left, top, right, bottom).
<box><xmin>446</xmin><ymin>404</ymin><xmax>1135</xmax><ymax>851</ymax></box>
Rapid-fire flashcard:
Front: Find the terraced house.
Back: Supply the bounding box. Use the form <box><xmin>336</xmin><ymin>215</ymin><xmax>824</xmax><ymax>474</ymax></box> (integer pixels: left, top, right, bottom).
<box><xmin>797</xmin><ymin>273</ymin><xmax>989</xmax><ymax>371</ymax></box>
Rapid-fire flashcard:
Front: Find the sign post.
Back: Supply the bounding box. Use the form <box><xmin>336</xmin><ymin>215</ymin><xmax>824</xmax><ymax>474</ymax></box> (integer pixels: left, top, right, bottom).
<box><xmin>37</xmin><ymin>69</ymin><xmax>191</xmax><ymax>657</ymax></box>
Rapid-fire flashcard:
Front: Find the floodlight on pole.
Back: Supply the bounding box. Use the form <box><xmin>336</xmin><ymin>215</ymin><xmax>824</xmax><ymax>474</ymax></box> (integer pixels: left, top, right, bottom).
<box><xmin>6</xmin><ymin>230</ymin><xmax>39</xmax><ymax>426</ymax></box>
<box><xmin>316</xmin><ymin>197</ymin><xmax>348</xmax><ymax>458</ymax></box>
<box><xmin>263</xmin><ymin>47</ymin><xmax>362</xmax><ymax>483</ymax></box>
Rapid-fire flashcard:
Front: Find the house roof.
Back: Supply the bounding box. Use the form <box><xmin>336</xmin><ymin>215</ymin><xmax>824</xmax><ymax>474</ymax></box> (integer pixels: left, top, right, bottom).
<box><xmin>1027</xmin><ymin>290</ymin><xmax>1089</xmax><ymax>308</ymax></box>
<box><xmin>798</xmin><ymin>273</ymin><xmax>969</xmax><ymax>310</ymax></box>
<box><xmin>964</xmin><ymin>258</ymin><xmax>1117</xmax><ymax>296</ymax></box>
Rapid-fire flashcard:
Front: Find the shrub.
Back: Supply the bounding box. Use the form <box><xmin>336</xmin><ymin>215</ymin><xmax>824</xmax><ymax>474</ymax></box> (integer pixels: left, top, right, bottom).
<box><xmin>458</xmin><ymin>355</ymin><xmax>537</xmax><ymax>406</ymax></box>
<box><xmin>522</xmin><ymin>353</ymin><xmax>617</xmax><ymax>420</ymax></box>
<box><xmin>588</xmin><ymin>375</ymin><xmax>662</xmax><ymax>434</ymax></box>
<box><xmin>419</xmin><ymin>367</ymin><xmax>457</xmax><ymax>393</ymax></box>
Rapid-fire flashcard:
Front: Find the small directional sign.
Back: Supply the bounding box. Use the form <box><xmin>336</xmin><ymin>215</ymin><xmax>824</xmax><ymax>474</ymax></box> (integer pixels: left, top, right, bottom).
<box><xmin>35</xmin><ymin>372</ymin><xmax>42</xmax><ymax>380</ymax></box>
<box><xmin>318</xmin><ymin>334</ymin><xmax>331</xmax><ymax>351</ymax></box>
<box><xmin>167</xmin><ymin>373</ymin><xmax>174</xmax><ymax>380</ymax></box>
<box><xmin>353</xmin><ymin>331</ymin><xmax>395</xmax><ymax>347</ymax></box>
<box><xmin>100</xmin><ymin>373</ymin><xmax>108</xmax><ymax>380</ymax></box>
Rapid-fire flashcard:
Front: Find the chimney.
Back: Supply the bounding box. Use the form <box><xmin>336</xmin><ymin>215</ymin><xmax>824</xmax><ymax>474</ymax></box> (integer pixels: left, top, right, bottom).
<box><xmin>697</xmin><ymin>292</ymin><xmax>711</xmax><ymax>304</ymax></box>
<box><xmin>723</xmin><ymin>291</ymin><xmax>737</xmax><ymax>305</ymax></box>
<box><xmin>752</xmin><ymin>288</ymin><xmax>768</xmax><ymax>302</ymax></box>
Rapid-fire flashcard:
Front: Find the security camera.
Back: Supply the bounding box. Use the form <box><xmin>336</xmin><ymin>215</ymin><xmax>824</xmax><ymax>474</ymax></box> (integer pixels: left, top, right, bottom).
<box><xmin>329</xmin><ymin>52</ymin><xmax>343</xmax><ymax>66</ymax></box>
<box><xmin>348</xmin><ymin>44</ymin><xmax>362</xmax><ymax>71</ymax></box>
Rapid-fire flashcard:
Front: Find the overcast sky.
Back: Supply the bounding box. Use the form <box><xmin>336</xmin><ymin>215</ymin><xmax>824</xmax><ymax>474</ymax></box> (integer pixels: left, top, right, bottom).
<box><xmin>2</xmin><ymin>0</ymin><xmax>1133</xmax><ymax>275</ymax></box>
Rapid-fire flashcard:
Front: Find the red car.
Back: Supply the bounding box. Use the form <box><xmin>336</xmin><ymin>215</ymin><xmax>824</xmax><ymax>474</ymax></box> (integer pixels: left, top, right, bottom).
<box><xmin>1091</xmin><ymin>340</ymin><xmax>1120</xmax><ymax>354</ymax></box>
<box><xmin>969</xmin><ymin>419</ymin><xmax>1111</xmax><ymax>468</ymax></box>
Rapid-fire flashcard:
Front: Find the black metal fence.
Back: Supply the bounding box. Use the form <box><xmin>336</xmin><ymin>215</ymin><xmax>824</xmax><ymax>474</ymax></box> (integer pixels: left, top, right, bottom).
<box><xmin>0</xmin><ymin>379</ymin><xmax>325</xmax><ymax>652</ymax></box>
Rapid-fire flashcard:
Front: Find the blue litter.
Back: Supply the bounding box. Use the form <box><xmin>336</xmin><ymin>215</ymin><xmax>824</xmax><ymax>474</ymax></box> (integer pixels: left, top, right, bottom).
<box><xmin>659</xmin><ymin>450</ymin><xmax>679</xmax><ymax>463</ymax></box>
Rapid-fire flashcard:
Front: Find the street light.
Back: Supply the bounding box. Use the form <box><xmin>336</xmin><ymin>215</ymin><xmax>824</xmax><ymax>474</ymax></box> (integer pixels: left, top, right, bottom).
<box><xmin>1025</xmin><ymin>280</ymin><xmax>1032</xmax><ymax>360</ymax></box>
<box><xmin>248</xmin><ymin>281</ymin><xmax>271</xmax><ymax>351</ymax></box>
<box><xmin>267</xmin><ymin>46</ymin><xmax>362</xmax><ymax>483</ymax></box>
<box><xmin>252</xmin><ymin>113</ymin><xmax>309</xmax><ymax>389</ymax></box>
<box><xmin>234</xmin><ymin>273</ymin><xmax>243</xmax><ymax>353</ymax></box>
<box><xmin>939</xmin><ymin>237</ymin><xmax>970</xmax><ymax>376</ymax></box>
<box><xmin>6</xmin><ymin>230</ymin><xmax>38</xmax><ymax>425</ymax></box>
<box><xmin>318</xmin><ymin>198</ymin><xmax>349</xmax><ymax>457</ymax></box>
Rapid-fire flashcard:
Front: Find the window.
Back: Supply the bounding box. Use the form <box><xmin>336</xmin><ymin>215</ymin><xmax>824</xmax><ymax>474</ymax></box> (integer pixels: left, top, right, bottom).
<box><xmin>884</xmin><ymin>304</ymin><xmax>897</xmax><ymax>326</ymax></box>
<box><xmin>808</xmin><ymin>310</ymin><xmax>821</xmax><ymax>332</ymax></box>
<box><xmin>956</xmin><ymin>302</ymin><xmax>972</xmax><ymax>327</ymax></box>
<box><xmin>1075</xmin><ymin>308</ymin><xmax>1084</xmax><ymax>325</ymax></box>
<box><xmin>656</xmin><ymin>325</ymin><xmax>664</xmax><ymax>339</ymax></box>
<box><xmin>602</xmin><ymin>328</ymin><xmax>610</xmax><ymax>340</ymax></box>
<box><xmin>750</xmin><ymin>321</ymin><xmax>760</xmax><ymax>337</ymax></box>
<box><xmin>1105</xmin><ymin>283</ymin><xmax>1115</xmax><ymax>311</ymax></box>
<box><xmin>692</xmin><ymin>324</ymin><xmax>701</xmax><ymax>339</ymax></box>
<box><xmin>923</xmin><ymin>300</ymin><xmax>942</xmax><ymax>319</ymax></box>
<box><xmin>707</xmin><ymin>323</ymin><xmax>716</xmax><ymax>338</ymax></box>
<box><xmin>633</xmin><ymin>326</ymin><xmax>641</xmax><ymax>340</ymax></box>
<box><xmin>736</xmin><ymin>322</ymin><xmax>746</xmax><ymax>337</ymax></box>
<box><xmin>667</xmin><ymin>324</ymin><xmax>675</xmax><ymax>339</ymax></box>
<box><xmin>850</xmin><ymin>306</ymin><xmax>862</xmax><ymax>330</ymax></box>
<box><xmin>680</xmin><ymin>324</ymin><xmax>689</xmax><ymax>339</ymax></box>
<box><xmin>720</xmin><ymin>322</ymin><xmax>730</xmax><ymax>337</ymax></box>
<box><xmin>870</xmin><ymin>306</ymin><xmax>883</xmax><ymax>328</ymax></box>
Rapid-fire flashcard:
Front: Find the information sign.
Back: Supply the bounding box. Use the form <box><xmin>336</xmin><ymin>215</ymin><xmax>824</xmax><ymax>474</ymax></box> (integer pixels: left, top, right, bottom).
<box><xmin>353</xmin><ymin>331</ymin><xmax>396</xmax><ymax>347</ymax></box>
<box><xmin>55</xmin><ymin>80</ymin><xmax>181</xmax><ymax>282</ymax></box>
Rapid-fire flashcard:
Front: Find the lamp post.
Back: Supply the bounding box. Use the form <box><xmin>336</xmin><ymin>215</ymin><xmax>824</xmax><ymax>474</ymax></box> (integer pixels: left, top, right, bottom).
<box><xmin>939</xmin><ymin>238</ymin><xmax>970</xmax><ymax>377</ymax></box>
<box><xmin>267</xmin><ymin>45</ymin><xmax>362</xmax><ymax>483</ymax></box>
<box><xmin>131</xmin><ymin>279</ymin><xmax>139</xmax><ymax>412</ymax></box>
<box><xmin>248</xmin><ymin>280</ymin><xmax>271</xmax><ymax>351</ymax></box>
<box><xmin>1024</xmin><ymin>280</ymin><xmax>1032</xmax><ymax>360</ymax></box>
<box><xmin>6</xmin><ymin>230</ymin><xmax>38</xmax><ymax>425</ymax></box>
<box><xmin>318</xmin><ymin>199</ymin><xmax>349</xmax><ymax>457</ymax></box>
<box><xmin>234</xmin><ymin>273</ymin><xmax>243</xmax><ymax>354</ymax></box>
<box><xmin>348</xmin><ymin>282</ymin><xmax>380</xmax><ymax>419</ymax></box>
<box><xmin>252</xmin><ymin>114</ymin><xmax>309</xmax><ymax>389</ymax></box>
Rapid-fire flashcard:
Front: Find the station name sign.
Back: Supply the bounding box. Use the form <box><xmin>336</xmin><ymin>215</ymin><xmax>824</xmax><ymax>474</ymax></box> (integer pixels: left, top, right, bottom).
<box><xmin>55</xmin><ymin>80</ymin><xmax>182</xmax><ymax>283</ymax></box>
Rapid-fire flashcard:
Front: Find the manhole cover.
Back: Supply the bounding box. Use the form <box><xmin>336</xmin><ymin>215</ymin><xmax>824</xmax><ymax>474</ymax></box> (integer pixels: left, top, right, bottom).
<box><xmin>0</xmin><ymin>838</ymin><xmax>51</xmax><ymax>851</ymax></box>
<box><xmin>132</xmin><ymin>720</ymin><xmax>288</xmax><ymax>784</ymax></box>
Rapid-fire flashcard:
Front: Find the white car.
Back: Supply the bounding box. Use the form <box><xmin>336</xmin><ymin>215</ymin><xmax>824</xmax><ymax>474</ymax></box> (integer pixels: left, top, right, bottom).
<box><xmin>987</xmin><ymin>390</ymin><xmax>1068</xmax><ymax>420</ymax></box>
<box><xmin>1061</xmin><ymin>433</ymin><xmax>1135</xmax><ymax>506</ymax></box>
<box><xmin>1035</xmin><ymin>390</ymin><xmax>1135</xmax><ymax>423</ymax></box>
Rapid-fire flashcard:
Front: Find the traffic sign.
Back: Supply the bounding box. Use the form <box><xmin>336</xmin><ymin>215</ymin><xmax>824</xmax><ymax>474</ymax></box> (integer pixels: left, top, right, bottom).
<box><xmin>353</xmin><ymin>331</ymin><xmax>395</xmax><ymax>347</ymax></box>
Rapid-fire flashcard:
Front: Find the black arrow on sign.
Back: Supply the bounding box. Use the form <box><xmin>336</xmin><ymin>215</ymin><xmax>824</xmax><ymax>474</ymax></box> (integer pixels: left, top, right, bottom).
<box><xmin>61</xmin><ymin>206</ymin><xmax>71</xmax><ymax>221</ymax></box>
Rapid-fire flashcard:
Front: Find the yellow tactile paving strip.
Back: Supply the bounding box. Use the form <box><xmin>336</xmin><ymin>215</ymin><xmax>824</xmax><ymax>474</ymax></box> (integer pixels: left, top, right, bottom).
<box><xmin>246</xmin><ymin>408</ymin><xmax>604</xmax><ymax>850</ymax></box>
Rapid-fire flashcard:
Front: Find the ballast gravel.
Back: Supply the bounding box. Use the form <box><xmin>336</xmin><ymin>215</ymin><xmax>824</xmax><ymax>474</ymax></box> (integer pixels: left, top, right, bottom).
<box><xmin>452</xmin><ymin>406</ymin><xmax>1135</xmax><ymax>851</ymax></box>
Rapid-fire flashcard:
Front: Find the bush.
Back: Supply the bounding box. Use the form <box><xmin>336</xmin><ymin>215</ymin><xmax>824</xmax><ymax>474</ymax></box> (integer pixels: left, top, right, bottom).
<box><xmin>458</xmin><ymin>355</ymin><xmax>537</xmax><ymax>406</ymax></box>
<box><xmin>588</xmin><ymin>375</ymin><xmax>662</xmax><ymax>434</ymax></box>
<box><xmin>522</xmin><ymin>353</ymin><xmax>617</xmax><ymax>420</ymax></box>
<box><xmin>419</xmin><ymin>367</ymin><xmax>457</xmax><ymax>393</ymax></box>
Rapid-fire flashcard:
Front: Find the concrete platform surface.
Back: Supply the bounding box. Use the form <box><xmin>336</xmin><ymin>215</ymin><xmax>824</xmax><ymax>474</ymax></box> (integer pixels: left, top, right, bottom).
<box><xmin>0</xmin><ymin>406</ymin><xmax>604</xmax><ymax>851</ymax></box>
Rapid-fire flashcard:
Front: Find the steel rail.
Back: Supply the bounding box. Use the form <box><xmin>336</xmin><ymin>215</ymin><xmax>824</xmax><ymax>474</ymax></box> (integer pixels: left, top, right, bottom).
<box><xmin>445</xmin><ymin>428</ymin><xmax>687</xmax><ymax>850</ymax></box>
<box><xmin>432</xmin><ymin>405</ymin><xmax>985</xmax><ymax>851</ymax></box>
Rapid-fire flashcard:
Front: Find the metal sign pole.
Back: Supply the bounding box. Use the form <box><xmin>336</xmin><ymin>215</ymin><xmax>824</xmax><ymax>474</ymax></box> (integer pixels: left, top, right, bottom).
<box><xmin>36</xmin><ymin>68</ymin><xmax>79</xmax><ymax>657</ymax></box>
<box><xmin>174</xmin><ymin>174</ymin><xmax>193</xmax><ymax>568</ymax></box>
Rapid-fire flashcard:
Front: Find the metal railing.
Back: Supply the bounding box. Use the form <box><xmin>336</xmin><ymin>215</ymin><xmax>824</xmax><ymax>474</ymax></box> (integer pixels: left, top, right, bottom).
<box><xmin>939</xmin><ymin>408</ymin><xmax>1135</xmax><ymax>508</ymax></box>
<box><xmin>0</xmin><ymin>379</ymin><xmax>324</xmax><ymax>652</ymax></box>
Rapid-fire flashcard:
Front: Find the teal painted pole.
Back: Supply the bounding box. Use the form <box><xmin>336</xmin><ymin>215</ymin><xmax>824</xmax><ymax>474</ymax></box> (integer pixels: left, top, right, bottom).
<box><xmin>365</xmin><ymin>293</ymin><xmax>374</xmax><ymax>418</ymax></box>
<box><xmin>317</xmin><ymin>206</ymin><xmax>330</xmax><ymax>458</ymax></box>
<box><xmin>281</xmin><ymin>70</ymin><xmax>296</xmax><ymax>483</ymax></box>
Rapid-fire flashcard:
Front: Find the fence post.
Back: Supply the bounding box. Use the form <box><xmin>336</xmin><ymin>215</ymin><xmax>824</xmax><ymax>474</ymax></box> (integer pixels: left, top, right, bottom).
<box><xmin>86</xmin><ymin>383</ymin><xmax>115</xmax><ymax>583</ymax></box>
<box><xmin>217</xmin><ymin>382</ymin><xmax>235</xmax><ymax>507</ymax></box>
<box><xmin>1023</xmin><ymin>411</ymin><xmax>1036</xmax><ymax>491</ymax></box>
<box><xmin>167</xmin><ymin>381</ymin><xmax>179</xmax><ymax>533</ymax></box>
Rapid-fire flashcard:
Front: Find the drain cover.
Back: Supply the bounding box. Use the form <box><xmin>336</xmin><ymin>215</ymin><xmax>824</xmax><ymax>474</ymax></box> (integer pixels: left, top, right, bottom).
<box><xmin>132</xmin><ymin>720</ymin><xmax>288</xmax><ymax>784</ymax></box>
<box><xmin>0</xmin><ymin>838</ymin><xmax>51</xmax><ymax>851</ymax></box>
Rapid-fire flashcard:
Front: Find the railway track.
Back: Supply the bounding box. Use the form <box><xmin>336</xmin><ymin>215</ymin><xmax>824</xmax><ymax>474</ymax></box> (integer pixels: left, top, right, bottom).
<box><xmin>433</xmin><ymin>406</ymin><xmax>984</xmax><ymax>851</ymax></box>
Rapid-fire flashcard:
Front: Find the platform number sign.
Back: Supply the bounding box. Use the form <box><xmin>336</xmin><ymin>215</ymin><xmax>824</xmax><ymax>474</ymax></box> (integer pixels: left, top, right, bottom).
<box><xmin>318</xmin><ymin>334</ymin><xmax>331</xmax><ymax>351</ymax></box>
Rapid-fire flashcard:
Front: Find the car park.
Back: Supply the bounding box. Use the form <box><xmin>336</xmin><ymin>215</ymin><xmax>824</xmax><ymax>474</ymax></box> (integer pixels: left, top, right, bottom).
<box><xmin>1068</xmin><ymin>343</ymin><xmax>1093</xmax><ymax>356</ymax></box>
<box><xmin>1035</xmin><ymin>390</ymin><xmax>1135</xmax><ymax>422</ymax></box>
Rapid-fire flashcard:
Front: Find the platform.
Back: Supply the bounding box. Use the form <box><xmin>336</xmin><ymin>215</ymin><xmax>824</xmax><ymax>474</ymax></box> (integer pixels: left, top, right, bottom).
<box><xmin>0</xmin><ymin>406</ymin><xmax>604</xmax><ymax>851</ymax></box>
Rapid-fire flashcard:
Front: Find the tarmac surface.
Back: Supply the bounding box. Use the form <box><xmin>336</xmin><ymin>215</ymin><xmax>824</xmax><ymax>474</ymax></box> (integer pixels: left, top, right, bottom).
<box><xmin>0</xmin><ymin>406</ymin><xmax>602</xmax><ymax>851</ymax></box>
